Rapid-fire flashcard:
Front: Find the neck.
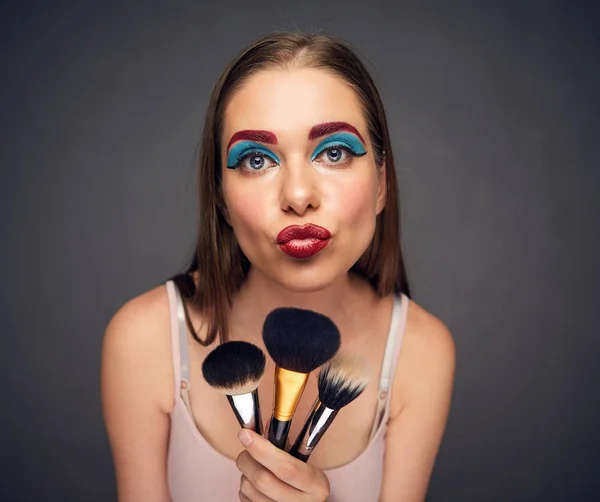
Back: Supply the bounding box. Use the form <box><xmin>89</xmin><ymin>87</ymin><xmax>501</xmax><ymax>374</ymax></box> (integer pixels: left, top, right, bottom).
<box><xmin>230</xmin><ymin>267</ymin><xmax>371</xmax><ymax>342</ymax></box>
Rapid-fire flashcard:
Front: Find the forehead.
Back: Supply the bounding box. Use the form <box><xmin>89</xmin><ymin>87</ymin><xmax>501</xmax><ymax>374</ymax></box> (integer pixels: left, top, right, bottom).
<box><xmin>223</xmin><ymin>67</ymin><xmax>366</xmax><ymax>141</ymax></box>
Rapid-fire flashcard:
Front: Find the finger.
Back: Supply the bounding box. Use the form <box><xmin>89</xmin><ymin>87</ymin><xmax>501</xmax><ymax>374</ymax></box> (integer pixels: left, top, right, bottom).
<box><xmin>236</xmin><ymin>451</ymin><xmax>298</xmax><ymax>501</ymax></box>
<box><xmin>239</xmin><ymin>474</ymin><xmax>276</xmax><ymax>502</ymax></box>
<box><xmin>238</xmin><ymin>429</ymin><xmax>328</xmax><ymax>496</ymax></box>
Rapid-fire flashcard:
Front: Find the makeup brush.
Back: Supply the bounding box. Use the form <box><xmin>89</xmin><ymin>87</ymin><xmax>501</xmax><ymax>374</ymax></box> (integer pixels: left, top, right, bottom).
<box><xmin>289</xmin><ymin>353</ymin><xmax>368</xmax><ymax>462</ymax></box>
<box><xmin>201</xmin><ymin>341</ymin><xmax>266</xmax><ymax>435</ymax></box>
<box><xmin>262</xmin><ymin>307</ymin><xmax>341</xmax><ymax>449</ymax></box>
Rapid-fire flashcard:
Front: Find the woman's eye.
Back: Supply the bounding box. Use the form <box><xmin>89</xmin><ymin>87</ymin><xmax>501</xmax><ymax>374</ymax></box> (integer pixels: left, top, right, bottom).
<box><xmin>314</xmin><ymin>145</ymin><xmax>352</xmax><ymax>165</ymax></box>
<box><xmin>325</xmin><ymin>148</ymin><xmax>346</xmax><ymax>162</ymax></box>
<box><xmin>239</xmin><ymin>153</ymin><xmax>277</xmax><ymax>172</ymax></box>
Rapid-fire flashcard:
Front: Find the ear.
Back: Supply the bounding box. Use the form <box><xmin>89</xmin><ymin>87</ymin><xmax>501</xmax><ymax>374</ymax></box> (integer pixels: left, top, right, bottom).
<box><xmin>375</xmin><ymin>162</ymin><xmax>387</xmax><ymax>215</ymax></box>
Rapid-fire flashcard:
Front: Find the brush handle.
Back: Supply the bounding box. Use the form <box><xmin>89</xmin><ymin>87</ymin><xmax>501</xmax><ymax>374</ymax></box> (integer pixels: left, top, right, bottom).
<box><xmin>227</xmin><ymin>390</ymin><xmax>263</xmax><ymax>435</ymax></box>
<box><xmin>268</xmin><ymin>417</ymin><xmax>291</xmax><ymax>449</ymax></box>
<box><xmin>289</xmin><ymin>400</ymin><xmax>338</xmax><ymax>462</ymax></box>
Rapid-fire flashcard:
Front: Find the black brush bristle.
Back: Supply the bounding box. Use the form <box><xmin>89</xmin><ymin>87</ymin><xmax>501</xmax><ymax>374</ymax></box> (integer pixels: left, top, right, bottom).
<box><xmin>201</xmin><ymin>341</ymin><xmax>266</xmax><ymax>395</ymax></box>
<box><xmin>262</xmin><ymin>307</ymin><xmax>341</xmax><ymax>373</ymax></box>
<box><xmin>317</xmin><ymin>355</ymin><xmax>368</xmax><ymax>410</ymax></box>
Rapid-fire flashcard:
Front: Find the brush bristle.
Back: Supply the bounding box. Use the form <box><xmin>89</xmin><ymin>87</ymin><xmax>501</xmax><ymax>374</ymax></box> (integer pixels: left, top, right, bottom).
<box><xmin>317</xmin><ymin>353</ymin><xmax>368</xmax><ymax>410</ymax></box>
<box><xmin>262</xmin><ymin>307</ymin><xmax>341</xmax><ymax>373</ymax></box>
<box><xmin>201</xmin><ymin>341</ymin><xmax>266</xmax><ymax>395</ymax></box>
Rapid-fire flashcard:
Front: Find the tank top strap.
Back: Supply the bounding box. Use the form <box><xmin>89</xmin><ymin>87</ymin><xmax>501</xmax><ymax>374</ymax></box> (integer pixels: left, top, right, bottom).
<box><xmin>165</xmin><ymin>280</ymin><xmax>193</xmax><ymax>412</ymax></box>
<box><xmin>369</xmin><ymin>293</ymin><xmax>409</xmax><ymax>440</ymax></box>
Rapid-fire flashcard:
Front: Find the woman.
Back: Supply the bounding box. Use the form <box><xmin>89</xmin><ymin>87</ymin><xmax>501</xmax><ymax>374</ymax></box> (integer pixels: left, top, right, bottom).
<box><xmin>101</xmin><ymin>32</ymin><xmax>455</xmax><ymax>502</ymax></box>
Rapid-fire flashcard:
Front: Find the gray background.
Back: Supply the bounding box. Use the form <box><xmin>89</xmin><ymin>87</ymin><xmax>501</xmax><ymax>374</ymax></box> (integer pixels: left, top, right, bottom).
<box><xmin>1</xmin><ymin>1</ymin><xmax>598</xmax><ymax>501</ymax></box>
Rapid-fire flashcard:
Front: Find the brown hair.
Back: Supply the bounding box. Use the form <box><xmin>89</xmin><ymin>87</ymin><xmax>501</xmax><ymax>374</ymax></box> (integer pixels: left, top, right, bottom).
<box><xmin>172</xmin><ymin>31</ymin><xmax>411</xmax><ymax>346</ymax></box>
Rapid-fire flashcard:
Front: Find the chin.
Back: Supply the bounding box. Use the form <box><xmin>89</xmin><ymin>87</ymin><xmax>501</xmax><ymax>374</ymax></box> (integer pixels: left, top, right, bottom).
<box><xmin>275</xmin><ymin>276</ymin><xmax>334</xmax><ymax>294</ymax></box>
<box><xmin>243</xmin><ymin>243</ymin><xmax>371</xmax><ymax>293</ymax></box>
<box><xmin>268</xmin><ymin>260</ymin><xmax>353</xmax><ymax>294</ymax></box>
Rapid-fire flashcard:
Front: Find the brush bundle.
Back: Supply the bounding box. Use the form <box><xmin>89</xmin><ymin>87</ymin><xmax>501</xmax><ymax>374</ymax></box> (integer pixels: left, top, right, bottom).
<box><xmin>201</xmin><ymin>340</ymin><xmax>266</xmax><ymax>434</ymax></box>
<box><xmin>201</xmin><ymin>308</ymin><xmax>368</xmax><ymax>461</ymax></box>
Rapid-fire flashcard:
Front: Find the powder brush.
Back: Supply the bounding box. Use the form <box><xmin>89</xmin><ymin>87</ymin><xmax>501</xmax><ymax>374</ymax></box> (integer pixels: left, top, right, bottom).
<box><xmin>201</xmin><ymin>341</ymin><xmax>266</xmax><ymax>434</ymax></box>
<box><xmin>289</xmin><ymin>353</ymin><xmax>368</xmax><ymax>462</ymax></box>
<box><xmin>262</xmin><ymin>307</ymin><xmax>341</xmax><ymax>449</ymax></box>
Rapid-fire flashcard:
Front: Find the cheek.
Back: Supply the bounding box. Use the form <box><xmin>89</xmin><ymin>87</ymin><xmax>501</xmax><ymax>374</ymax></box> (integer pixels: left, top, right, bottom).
<box><xmin>222</xmin><ymin>179</ymin><xmax>272</xmax><ymax>237</ymax></box>
<box><xmin>329</xmin><ymin>175</ymin><xmax>379</xmax><ymax>226</ymax></box>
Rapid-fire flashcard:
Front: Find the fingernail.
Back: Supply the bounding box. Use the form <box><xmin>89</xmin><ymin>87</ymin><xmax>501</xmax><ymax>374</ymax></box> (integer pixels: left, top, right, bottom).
<box><xmin>238</xmin><ymin>429</ymin><xmax>252</xmax><ymax>447</ymax></box>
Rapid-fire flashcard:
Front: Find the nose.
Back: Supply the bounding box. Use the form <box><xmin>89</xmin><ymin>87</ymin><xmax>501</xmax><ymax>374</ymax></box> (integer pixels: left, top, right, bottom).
<box><xmin>279</xmin><ymin>158</ymin><xmax>321</xmax><ymax>216</ymax></box>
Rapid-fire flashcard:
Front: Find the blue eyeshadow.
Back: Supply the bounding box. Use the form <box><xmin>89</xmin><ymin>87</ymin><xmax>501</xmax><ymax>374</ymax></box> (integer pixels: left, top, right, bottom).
<box><xmin>310</xmin><ymin>132</ymin><xmax>367</xmax><ymax>161</ymax></box>
<box><xmin>226</xmin><ymin>141</ymin><xmax>280</xmax><ymax>168</ymax></box>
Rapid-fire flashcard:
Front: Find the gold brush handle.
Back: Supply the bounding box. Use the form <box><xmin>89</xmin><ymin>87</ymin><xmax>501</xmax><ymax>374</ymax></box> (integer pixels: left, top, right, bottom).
<box><xmin>272</xmin><ymin>367</ymin><xmax>309</xmax><ymax>421</ymax></box>
<box><xmin>268</xmin><ymin>367</ymin><xmax>309</xmax><ymax>449</ymax></box>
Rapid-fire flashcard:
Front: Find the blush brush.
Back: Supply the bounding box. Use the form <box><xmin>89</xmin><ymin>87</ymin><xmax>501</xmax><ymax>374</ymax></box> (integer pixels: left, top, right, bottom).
<box><xmin>289</xmin><ymin>353</ymin><xmax>368</xmax><ymax>462</ymax></box>
<box><xmin>262</xmin><ymin>307</ymin><xmax>341</xmax><ymax>449</ymax></box>
<box><xmin>201</xmin><ymin>340</ymin><xmax>266</xmax><ymax>435</ymax></box>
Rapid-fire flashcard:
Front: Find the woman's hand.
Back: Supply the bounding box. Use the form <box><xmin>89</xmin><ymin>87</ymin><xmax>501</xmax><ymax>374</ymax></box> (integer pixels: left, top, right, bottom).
<box><xmin>235</xmin><ymin>429</ymin><xmax>330</xmax><ymax>501</ymax></box>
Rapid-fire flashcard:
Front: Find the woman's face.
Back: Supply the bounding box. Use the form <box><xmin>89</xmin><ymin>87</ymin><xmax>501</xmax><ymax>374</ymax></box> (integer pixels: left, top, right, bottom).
<box><xmin>221</xmin><ymin>67</ymin><xmax>386</xmax><ymax>292</ymax></box>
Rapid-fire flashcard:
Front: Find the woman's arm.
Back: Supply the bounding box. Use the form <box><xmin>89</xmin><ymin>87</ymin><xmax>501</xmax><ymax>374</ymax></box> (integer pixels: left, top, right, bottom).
<box><xmin>101</xmin><ymin>288</ymin><xmax>174</xmax><ymax>502</ymax></box>
<box><xmin>379</xmin><ymin>302</ymin><xmax>456</xmax><ymax>502</ymax></box>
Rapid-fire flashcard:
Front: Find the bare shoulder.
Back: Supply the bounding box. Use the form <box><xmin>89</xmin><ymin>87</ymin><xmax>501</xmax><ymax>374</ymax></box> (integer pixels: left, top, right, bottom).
<box><xmin>101</xmin><ymin>284</ymin><xmax>175</xmax><ymax>413</ymax></box>
<box><xmin>404</xmin><ymin>299</ymin><xmax>455</xmax><ymax>359</ymax></box>
<box><xmin>101</xmin><ymin>285</ymin><xmax>179</xmax><ymax>500</ymax></box>
<box><xmin>391</xmin><ymin>298</ymin><xmax>456</xmax><ymax>414</ymax></box>
<box><xmin>104</xmin><ymin>284</ymin><xmax>171</xmax><ymax>341</ymax></box>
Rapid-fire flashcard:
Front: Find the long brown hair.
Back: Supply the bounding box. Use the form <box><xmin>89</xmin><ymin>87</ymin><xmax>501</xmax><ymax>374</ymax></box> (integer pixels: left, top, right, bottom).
<box><xmin>172</xmin><ymin>31</ymin><xmax>411</xmax><ymax>346</ymax></box>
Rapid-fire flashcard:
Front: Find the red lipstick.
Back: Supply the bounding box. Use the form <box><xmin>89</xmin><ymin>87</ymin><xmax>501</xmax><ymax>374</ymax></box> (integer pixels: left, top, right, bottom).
<box><xmin>276</xmin><ymin>224</ymin><xmax>332</xmax><ymax>259</ymax></box>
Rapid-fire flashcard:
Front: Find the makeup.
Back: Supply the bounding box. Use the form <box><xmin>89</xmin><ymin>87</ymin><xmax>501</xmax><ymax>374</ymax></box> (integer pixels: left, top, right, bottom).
<box><xmin>308</xmin><ymin>121</ymin><xmax>366</xmax><ymax>145</ymax></box>
<box><xmin>310</xmin><ymin>132</ymin><xmax>367</xmax><ymax>162</ymax></box>
<box><xmin>227</xmin><ymin>130</ymin><xmax>278</xmax><ymax>151</ymax></box>
<box><xmin>201</xmin><ymin>341</ymin><xmax>266</xmax><ymax>434</ymax></box>
<box><xmin>226</xmin><ymin>141</ymin><xmax>280</xmax><ymax>170</ymax></box>
<box><xmin>276</xmin><ymin>224</ymin><xmax>332</xmax><ymax>259</ymax></box>
<box><xmin>289</xmin><ymin>353</ymin><xmax>368</xmax><ymax>462</ymax></box>
<box><xmin>262</xmin><ymin>307</ymin><xmax>341</xmax><ymax>450</ymax></box>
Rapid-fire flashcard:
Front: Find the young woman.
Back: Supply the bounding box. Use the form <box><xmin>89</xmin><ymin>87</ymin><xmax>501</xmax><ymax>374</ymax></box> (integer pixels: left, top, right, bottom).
<box><xmin>101</xmin><ymin>32</ymin><xmax>455</xmax><ymax>502</ymax></box>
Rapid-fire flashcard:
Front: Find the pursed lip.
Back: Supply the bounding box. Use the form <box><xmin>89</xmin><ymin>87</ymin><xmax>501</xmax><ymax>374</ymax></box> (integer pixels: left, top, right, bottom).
<box><xmin>276</xmin><ymin>224</ymin><xmax>332</xmax><ymax>243</ymax></box>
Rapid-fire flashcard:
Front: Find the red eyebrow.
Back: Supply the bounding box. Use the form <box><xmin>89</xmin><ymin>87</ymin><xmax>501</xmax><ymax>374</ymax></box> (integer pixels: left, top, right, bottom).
<box><xmin>308</xmin><ymin>122</ymin><xmax>366</xmax><ymax>144</ymax></box>
<box><xmin>227</xmin><ymin>130</ymin><xmax>278</xmax><ymax>150</ymax></box>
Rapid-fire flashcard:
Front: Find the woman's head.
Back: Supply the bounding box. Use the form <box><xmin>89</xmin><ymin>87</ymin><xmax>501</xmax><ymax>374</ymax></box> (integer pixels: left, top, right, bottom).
<box><xmin>187</xmin><ymin>32</ymin><xmax>410</xmax><ymax>344</ymax></box>
<box><xmin>221</xmin><ymin>65</ymin><xmax>386</xmax><ymax>294</ymax></box>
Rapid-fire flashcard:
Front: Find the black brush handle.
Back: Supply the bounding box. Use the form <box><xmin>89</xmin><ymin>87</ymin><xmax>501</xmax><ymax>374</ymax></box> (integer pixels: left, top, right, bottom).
<box><xmin>268</xmin><ymin>417</ymin><xmax>290</xmax><ymax>449</ymax></box>
<box><xmin>290</xmin><ymin>449</ymin><xmax>310</xmax><ymax>462</ymax></box>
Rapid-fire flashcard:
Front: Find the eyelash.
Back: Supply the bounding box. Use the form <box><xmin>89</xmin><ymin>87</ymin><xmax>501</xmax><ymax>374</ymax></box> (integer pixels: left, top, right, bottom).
<box><xmin>231</xmin><ymin>145</ymin><xmax>364</xmax><ymax>172</ymax></box>
<box><xmin>230</xmin><ymin>152</ymin><xmax>276</xmax><ymax>173</ymax></box>
<box><xmin>313</xmin><ymin>144</ymin><xmax>364</xmax><ymax>162</ymax></box>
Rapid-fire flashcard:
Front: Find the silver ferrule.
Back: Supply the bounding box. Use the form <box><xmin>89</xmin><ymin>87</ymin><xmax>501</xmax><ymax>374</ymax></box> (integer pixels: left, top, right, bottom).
<box><xmin>293</xmin><ymin>399</ymin><xmax>338</xmax><ymax>457</ymax></box>
<box><xmin>227</xmin><ymin>389</ymin><xmax>262</xmax><ymax>435</ymax></box>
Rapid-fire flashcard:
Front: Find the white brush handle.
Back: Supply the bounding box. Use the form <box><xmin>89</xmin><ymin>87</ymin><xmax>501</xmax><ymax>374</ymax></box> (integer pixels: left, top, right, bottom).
<box><xmin>227</xmin><ymin>389</ymin><xmax>262</xmax><ymax>435</ymax></box>
<box><xmin>289</xmin><ymin>399</ymin><xmax>338</xmax><ymax>462</ymax></box>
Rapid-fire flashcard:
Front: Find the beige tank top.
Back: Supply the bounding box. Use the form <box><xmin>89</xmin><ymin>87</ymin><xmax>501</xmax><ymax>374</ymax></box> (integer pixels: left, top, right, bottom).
<box><xmin>165</xmin><ymin>280</ymin><xmax>408</xmax><ymax>501</ymax></box>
